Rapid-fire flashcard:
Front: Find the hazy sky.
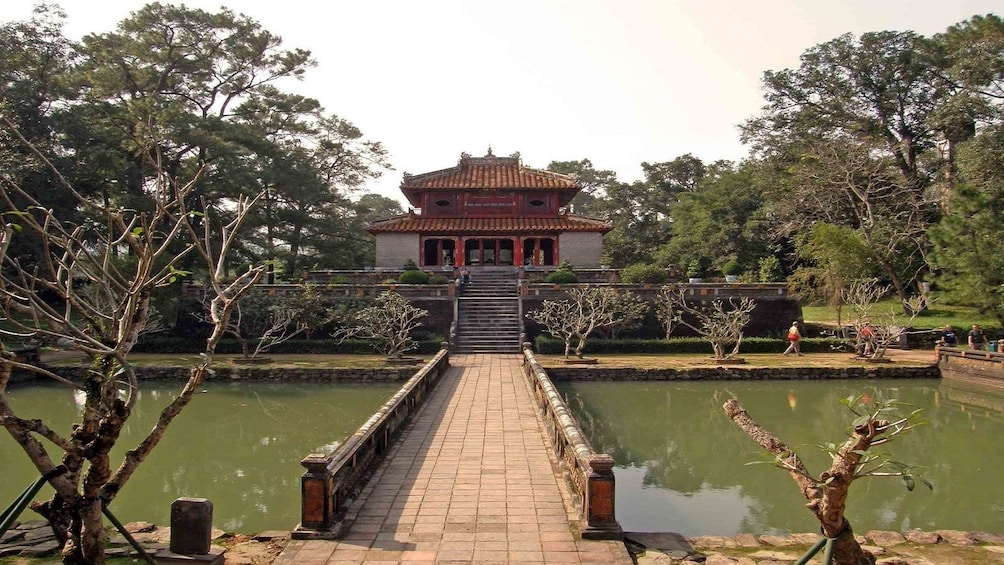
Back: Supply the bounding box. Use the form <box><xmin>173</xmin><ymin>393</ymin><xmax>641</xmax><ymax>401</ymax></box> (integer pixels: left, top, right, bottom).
<box><xmin>3</xmin><ymin>0</ymin><xmax>1001</xmax><ymax>206</ymax></box>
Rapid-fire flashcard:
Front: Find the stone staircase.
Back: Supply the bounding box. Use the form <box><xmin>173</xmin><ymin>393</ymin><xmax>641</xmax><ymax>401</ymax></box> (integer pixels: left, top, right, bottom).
<box><xmin>454</xmin><ymin>267</ymin><xmax>521</xmax><ymax>353</ymax></box>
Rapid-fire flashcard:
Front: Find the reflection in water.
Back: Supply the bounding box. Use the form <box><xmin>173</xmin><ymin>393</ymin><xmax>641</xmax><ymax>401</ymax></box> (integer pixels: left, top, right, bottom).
<box><xmin>1</xmin><ymin>381</ymin><xmax>397</xmax><ymax>533</ymax></box>
<box><xmin>559</xmin><ymin>378</ymin><xmax>1004</xmax><ymax>536</ymax></box>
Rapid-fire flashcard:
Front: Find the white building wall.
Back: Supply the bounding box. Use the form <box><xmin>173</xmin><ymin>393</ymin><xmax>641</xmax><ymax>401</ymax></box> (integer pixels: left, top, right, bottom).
<box><xmin>374</xmin><ymin>233</ymin><xmax>420</xmax><ymax>269</ymax></box>
<box><xmin>558</xmin><ymin>232</ymin><xmax>604</xmax><ymax>267</ymax></box>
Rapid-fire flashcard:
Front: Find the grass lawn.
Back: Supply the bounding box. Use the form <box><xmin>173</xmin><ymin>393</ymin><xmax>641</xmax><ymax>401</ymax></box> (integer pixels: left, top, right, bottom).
<box><xmin>801</xmin><ymin>293</ymin><xmax>999</xmax><ymax>331</ymax></box>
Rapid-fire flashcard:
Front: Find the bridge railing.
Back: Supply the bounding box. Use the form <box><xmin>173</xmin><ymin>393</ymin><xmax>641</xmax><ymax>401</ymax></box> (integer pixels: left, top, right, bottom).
<box><xmin>520</xmin><ymin>344</ymin><xmax>623</xmax><ymax>540</ymax></box>
<box><xmin>292</xmin><ymin>347</ymin><xmax>451</xmax><ymax>539</ymax></box>
<box><xmin>938</xmin><ymin>346</ymin><xmax>1004</xmax><ymax>388</ymax></box>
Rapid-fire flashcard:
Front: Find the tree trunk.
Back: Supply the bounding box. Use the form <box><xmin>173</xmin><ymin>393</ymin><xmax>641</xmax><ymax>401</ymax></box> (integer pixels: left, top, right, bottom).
<box><xmin>723</xmin><ymin>399</ymin><xmax>876</xmax><ymax>565</ymax></box>
<box><xmin>60</xmin><ymin>498</ymin><xmax>105</xmax><ymax>565</ymax></box>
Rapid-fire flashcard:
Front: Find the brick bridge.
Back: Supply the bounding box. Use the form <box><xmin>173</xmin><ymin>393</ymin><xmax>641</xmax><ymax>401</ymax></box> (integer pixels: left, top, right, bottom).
<box><xmin>277</xmin><ymin>352</ymin><xmax>632</xmax><ymax>564</ymax></box>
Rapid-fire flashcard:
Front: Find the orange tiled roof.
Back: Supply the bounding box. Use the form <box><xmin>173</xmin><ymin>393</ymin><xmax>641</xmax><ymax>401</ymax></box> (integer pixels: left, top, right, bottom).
<box><xmin>400</xmin><ymin>151</ymin><xmax>579</xmax><ymax>206</ymax></box>
<box><xmin>367</xmin><ymin>214</ymin><xmax>613</xmax><ymax>235</ymax></box>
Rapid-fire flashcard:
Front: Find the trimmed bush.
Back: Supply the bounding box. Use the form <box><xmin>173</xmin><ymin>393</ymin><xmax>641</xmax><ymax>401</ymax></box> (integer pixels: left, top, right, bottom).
<box><xmin>531</xmin><ymin>335</ymin><xmax>852</xmax><ymax>355</ymax></box>
<box><xmin>428</xmin><ymin>274</ymin><xmax>450</xmax><ymax>285</ymax></box>
<box><xmin>399</xmin><ymin>269</ymin><xmax>430</xmax><ymax>284</ymax></box>
<box><xmin>620</xmin><ymin>263</ymin><xmax>669</xmax><ymax>284</ymax></box>
<box><xmin>133</xmin><ymin>336</ymin><xmax>445</xmax><ymax>355</ymax></box>
<box><xmin>546</xmin><ymin>270</ymin><xmax>579</xmax><ymax>284</ymax></box>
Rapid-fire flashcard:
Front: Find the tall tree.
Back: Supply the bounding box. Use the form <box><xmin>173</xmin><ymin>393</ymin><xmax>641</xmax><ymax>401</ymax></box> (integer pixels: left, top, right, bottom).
<box><xmin>928</xmin><ymin>124</ymin><xmax>1004</xmax><ymax>326</ymax></box>
<box><xmin>545</xmin><ymin>158</ymin><xmax>619</xmax><ymax>216</ymax></box>
<box><xmin>0</xmin><ymin>3</ymin><xmax>81</xmax><ymax>263</ymax></box>
<box><xmin>742</xmin><ymin>30</ymin><xmax>948</xmax><ymax>299</ymax></box>
<box><xmin>640</xmin><ymin>153</ymin><xmax>706</xmax><ymax>198</ymax></box>
<box><xmin>654</xmin><ymin>161</ymin><xmax>769</xmax><ymax>276</ymax></box>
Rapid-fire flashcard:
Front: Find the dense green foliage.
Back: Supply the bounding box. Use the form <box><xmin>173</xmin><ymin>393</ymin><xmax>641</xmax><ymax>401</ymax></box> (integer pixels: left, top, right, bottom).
<box><xmin>5</xmin><ymin>6</ymin><xmax>1004</xmax><ymax>333</ymax></box>
<box><xmin>620</xmin><ymin>263</ymin><xmax>669</xmax><ymax>284</ymax></box>
<box><xmin>545</xmin><ymin>14</ymin><xmax>1004</xmax><ymax>319</ymax></box>
<box><xmin>532</xmin><ymin>335</ymin><xmax>851</xmax><ymax>355</ymax></box>
<box><xmin>134</xmin><ymin>336</ymin><xmax>444</xmax><ymax>355</ymax></box>
<box><xmin>0</xmin><ymin>3</ymin><xmax>398</xmax><ymax>282</ymax></box>
<box><xmin>546</xmin><ymin>269</ymin><xmax>579</xmax><ymax>284</ymax></box>
<box><xmin>399</xmin><ymin>270</ymin><xmax>431</xmax><ymax>284</ymax></box>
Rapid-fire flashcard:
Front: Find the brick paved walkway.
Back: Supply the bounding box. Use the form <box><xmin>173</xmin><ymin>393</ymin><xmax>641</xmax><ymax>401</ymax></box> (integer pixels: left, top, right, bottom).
<box><xmin>273</xmin><ymin>353</ymin><xmax>632</xmax><ymax>564</ymax></box>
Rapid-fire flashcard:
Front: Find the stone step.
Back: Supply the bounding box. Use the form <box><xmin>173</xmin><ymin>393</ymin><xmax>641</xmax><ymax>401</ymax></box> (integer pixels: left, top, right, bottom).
<box><xmin>458</xmin><ymin>324</ymin><xmax>520</xmax><ymax>330</ymax></box>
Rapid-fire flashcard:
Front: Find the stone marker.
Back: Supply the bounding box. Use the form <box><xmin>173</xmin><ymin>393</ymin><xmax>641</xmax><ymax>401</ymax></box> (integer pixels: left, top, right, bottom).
<box><xmin>170</xmin><ymin>498</ymin><xmax>213</xmax><ymax>555</ymax></box>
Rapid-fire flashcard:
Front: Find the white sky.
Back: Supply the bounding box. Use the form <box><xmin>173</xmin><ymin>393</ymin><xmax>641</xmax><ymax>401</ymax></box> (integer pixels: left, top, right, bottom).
<box><xmin>3</xmin><ymin>0</ymin><xmax>1001</xmax><ymax>206</ymax></box>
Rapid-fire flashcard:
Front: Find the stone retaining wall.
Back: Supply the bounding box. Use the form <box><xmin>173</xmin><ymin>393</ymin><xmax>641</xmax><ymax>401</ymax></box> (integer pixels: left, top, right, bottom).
<box><xmin>544</xmin><ymin>365</ymin><xmax>941</xmax><ymax>381</ymax></box>
<box><xmin>41</xmin><ymin>365</ymin><xmax>416</xmax><ymax>383</ymax></box>
<box><xmin>937</xmin><ymin>346</ymin><xmax>1004</xmax><ymax>389</ymax></box>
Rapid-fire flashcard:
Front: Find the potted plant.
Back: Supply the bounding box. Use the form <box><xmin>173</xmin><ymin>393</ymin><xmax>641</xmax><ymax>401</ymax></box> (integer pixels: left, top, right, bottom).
<box><xmin>722</xmin><ymin>260</ymin><xmax>742</xmax><ymax>283</ymax></box>
<box><xmin>686</xmin><ymin>259</ymin><xmax>705</xmax><ymax>284</ymax></box>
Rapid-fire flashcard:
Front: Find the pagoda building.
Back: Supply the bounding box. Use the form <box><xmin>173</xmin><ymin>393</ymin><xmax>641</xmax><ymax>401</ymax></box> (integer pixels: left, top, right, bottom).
<box><xmin>367</xmin><ymin>150</ymin><xmax>613</xmax><ymax>269</ymax></box>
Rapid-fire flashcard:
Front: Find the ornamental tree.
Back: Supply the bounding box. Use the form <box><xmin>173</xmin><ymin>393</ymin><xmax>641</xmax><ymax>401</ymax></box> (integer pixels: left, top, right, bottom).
<box><xmin>526</xmin><ymin>286</ymin><xmax>619</xmax><ymax>358</ymax></box>
<box><xmin>665</xmin><ymin>286</ymin><xmax>755</xmax><ymax>359</ymax></box>
<box><xmin>332</xmin><ymin>291</ymin><xmax>428</xmax><ymax>358</ymax></box>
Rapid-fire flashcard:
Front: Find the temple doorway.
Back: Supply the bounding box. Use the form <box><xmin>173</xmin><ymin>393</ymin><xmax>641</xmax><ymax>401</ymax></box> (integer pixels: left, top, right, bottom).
<box><xmin>464</xmin><ymin>238</ymin><xmax>515</xmax><ymax>266</ymax></box>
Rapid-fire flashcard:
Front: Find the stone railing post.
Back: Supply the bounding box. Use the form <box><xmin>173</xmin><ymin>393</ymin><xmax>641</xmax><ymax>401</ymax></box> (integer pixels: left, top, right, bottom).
<box><xmin>297</xmin><ymin>453</ymin><xmax>335</xmax><ymax>535</ymax></box>
<box><xmin>582</xmin><ymin>454</ymin><xmax>623</xmax><ymax>540</ymax></box>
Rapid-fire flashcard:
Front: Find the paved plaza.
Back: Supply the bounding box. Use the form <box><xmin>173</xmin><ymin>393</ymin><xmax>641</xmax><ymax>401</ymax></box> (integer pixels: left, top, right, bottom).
<box><xmin>273</xmin><ymin>353</ymin><xmax>632</xmax><ymax>564</ymax></box>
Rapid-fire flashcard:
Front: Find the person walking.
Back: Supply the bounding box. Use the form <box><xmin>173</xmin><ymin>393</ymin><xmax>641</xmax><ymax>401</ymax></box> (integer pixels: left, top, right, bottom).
<box><xmin>783</xmin><ymin>320</ymin><xmax>803</xmax><ymax>356</ymax></box>
<box><xmin>968</xmin><ymin>324</ymin><xmax>988</xmax><ymax>351</ymax></box>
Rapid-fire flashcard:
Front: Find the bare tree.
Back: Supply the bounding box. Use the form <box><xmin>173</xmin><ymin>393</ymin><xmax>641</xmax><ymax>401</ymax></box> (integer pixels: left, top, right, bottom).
<box><xmin>593</xmin><ymin>289</ymin><xmax>648</xmax><ymax>339</ymax></box>
<box><xmin>666</xmin><ymin>286</ymin><xmax>755</xmax><ymax>359</ymax></box>
<box><xmin>195</xmin><ymin>291</ymin><xmax>308</xmax><ymax>361</ymax></box>
<box><xmin>787</xmin><ymin>139</ymin><xmax>935</xmax><ymax>307</ymax></box>
<box><xmin>843</xmin><ymin>279</ymin><xmax>921</xmax><ymax>359</ymax></box>
<box><xmin>725</xmin><ymin>394</ymin><xmax>929</xmax><ymax>565</ymax></box>
<box><xmin>526</xmin><ymin>286</ymin><xmax>619</xmax><ymax>358</ymax></box>
<box><xmin>332</xmin><ymin>290</ymin><xmax>427</xmax><ymax>358</ymax></box>
<box><xmin>653</xmin><ymin>286</ymin><xmax>677</xmax><ymax>339</ymax></box>
<box><xmin>0</xmin><ymin>118</ymin><xmax>263</xmax><ymax>565</ymax></box>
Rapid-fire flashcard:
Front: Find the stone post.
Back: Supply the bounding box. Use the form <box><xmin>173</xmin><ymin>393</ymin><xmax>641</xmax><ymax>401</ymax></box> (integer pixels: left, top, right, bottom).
<box><xmin>581</xmin><ymin>454</ymin><xmax>623</xmax><ymax>540</ymax></box>
<box><xmin>297</xmin><ymin>453</ymin><xmax>335</xmax><ymax>534</ymax></box>
<box><xmin>169</xmin><ymin>498</ymin><xmax>213</xmax><ymax>555</ymax></box>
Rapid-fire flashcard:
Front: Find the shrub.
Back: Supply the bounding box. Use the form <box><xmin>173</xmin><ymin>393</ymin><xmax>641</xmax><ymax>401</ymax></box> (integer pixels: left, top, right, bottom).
<box><xmin>530</xmin><ymin>335</ymin><xmax>850</xmax><ymax>355</ymax></box>
<box><xmin>722</xmin><ymin>260</ymin><xmax>742</xmax><ymax>276</ymax></box>
<box><xmin>546</xmin><ymin>269</ymin><xmax>579</xmax><ymax>284</ymax></box>
<box><xmin>621</xmin><ymin>263</ymin><xmax>669</xmax><ymax>284</ymax></box>
<box><xmin>686</xmin><ymin>259</ymin><xmax>706</xmax><ymax>278</ymax></box>
<box><xmin>402</xmin><ymin>258</ymin><xmax>419</xmax><ymax>271</ymax></box>
<box><xmin>428</xmin><ymin>274</ymin><xmax>449</xmax><ymax>285</ymax></box>
<box><xmin>758</xmin><ymin>256</ymin><xmax>784</xmax><ymax>282</ymax></box>
<box><xmin>328</xmin><ymin>275</ymin><xmax>349</xmax><ymax>285</ymax></box>
<box><xmin>399</xmin><ymin>269</ymin><xmax>430</xmax><ymax>284</ymax></box>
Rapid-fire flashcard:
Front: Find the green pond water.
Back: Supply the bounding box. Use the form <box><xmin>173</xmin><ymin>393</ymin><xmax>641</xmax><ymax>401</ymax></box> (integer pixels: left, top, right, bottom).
<box><xmin>556</xmin><ymin>378</ymin><xmax>1004</xmax><ymax>537</ymax></box>
<box><xmin>0</xmin><ymin>381</ymin><xmax>398</xmax><ymax>533</ymax></box>
<box><xmin>5</xmin><ymin>377</ymin><xmax>1004</xmax><ymax>538</ymax></box>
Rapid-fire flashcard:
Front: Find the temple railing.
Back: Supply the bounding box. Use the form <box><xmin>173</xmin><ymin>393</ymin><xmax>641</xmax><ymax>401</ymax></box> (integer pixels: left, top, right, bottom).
<box><xmin>519</xmin><ymin>344</ymin><xmax>623</xmax><ymax>540</ymax></box>
<box><xmin>292</xmin><ymin>347</ymin><xmax>450</xmax><ymax>539</ymax></box>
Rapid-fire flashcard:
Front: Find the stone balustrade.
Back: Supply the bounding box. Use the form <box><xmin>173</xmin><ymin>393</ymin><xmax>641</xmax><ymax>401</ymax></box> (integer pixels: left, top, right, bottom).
<box><xmin>292</xmin><ymin>348</ymin><xmax>451</xmax><ymax>539</ymax></box>
<box><xmin>937</xmin><ymin>346</ymin><xmax>1004</xmax><ymax>389</ymax></box>
<box><xmin>520</xmin><ymin>344</ymin><xmax>623</xmax><ymax>540</ymax></box>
